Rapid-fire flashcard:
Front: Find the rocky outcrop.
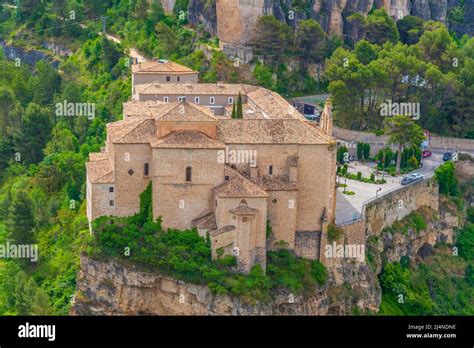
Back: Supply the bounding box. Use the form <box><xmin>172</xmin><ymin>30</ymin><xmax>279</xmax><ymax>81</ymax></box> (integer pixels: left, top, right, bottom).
<box><xmin>186</xmin><ymin>0</ymin><xmax>472</xmax><ymax>47</ymax></box>
<box><xmin>72</xmin><ymin>254</ymin><xmax>380</xmax><ymax>315</ymax></box>
<box><xmin>0</xmin><ymin>40</ymin><xmax>60</xmax><ymax>68</ymax></box>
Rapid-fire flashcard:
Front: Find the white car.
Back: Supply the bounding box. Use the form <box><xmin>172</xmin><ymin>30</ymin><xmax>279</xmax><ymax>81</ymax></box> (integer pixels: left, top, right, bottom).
<box><xmin>411</xmin><ymin>173</ymin><xmax>424</xmax><ymax>180</ymax></box>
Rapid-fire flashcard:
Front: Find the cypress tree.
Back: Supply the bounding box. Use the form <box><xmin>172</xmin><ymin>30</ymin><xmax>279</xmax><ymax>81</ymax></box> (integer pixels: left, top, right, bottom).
<box><xmin>236</xmin><ymin>92</ymin><xmax>243</xmax><ymax>119</ymax></box>
<box><xmin>231</xmin><ymin>103</ymin><xmax>236</xmax><ymax>119</ymax></box>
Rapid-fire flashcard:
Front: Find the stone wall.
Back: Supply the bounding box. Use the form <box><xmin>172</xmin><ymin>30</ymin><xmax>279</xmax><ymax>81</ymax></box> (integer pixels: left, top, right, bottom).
<box><xmin>333</xmin><ymin>126</ymin><xmax>474</xmax><ymax>155</ymax></box>
<box><xmin>364</xmin><ymin>178</ymin><xmax>439</xmax><ymax>236</ymax></box>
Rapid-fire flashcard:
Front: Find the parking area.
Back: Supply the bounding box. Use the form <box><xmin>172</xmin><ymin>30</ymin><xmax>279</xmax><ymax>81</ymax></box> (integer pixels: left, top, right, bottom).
<box><xmin>334</xmin><ymin>156</ymin><xmax>442</xmax><ymax>225</ymax></box>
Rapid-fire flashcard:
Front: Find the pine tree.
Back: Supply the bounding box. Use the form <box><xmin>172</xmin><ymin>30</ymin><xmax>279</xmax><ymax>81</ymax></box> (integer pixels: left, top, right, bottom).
<box><xmin>6</xmin><ymin>190</ymin><xmax>35</xmax><ymax>245</ymax></box>
<box><xmin>236</xmin><ymin>92</ymin><xmax>243</xmax><ymax>119</ymax></box>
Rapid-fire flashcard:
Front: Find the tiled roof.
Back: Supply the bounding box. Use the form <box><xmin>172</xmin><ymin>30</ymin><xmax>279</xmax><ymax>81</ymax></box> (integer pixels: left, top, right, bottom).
<box><xmin>154</xmin><ymin>102</ymin><xmax>218</xmax><ymax>122</ymax></box>
<box><xmin>247</xmin><ymin>88</ymin><xmax>307</xmax><ymax>121</ymax></box>
<box><xmin>217</xmin><ymin>119</ymin><xmax>332</xmax><ymax>144</ymax></box>
<box><xmin>123</xmin><ymin>100</ymin><xmax>166</xmax><ymax>118</ymax></box>
<box><xmin>151</xmin><ymin>130</ymin><xmax>226</xmax><ymax>149</ymax></box>
<box><xmin>107</xmin><ymin>118</ymin><xmax>157</xmax><ymax>144</ymax></box>
<box><xmin>249</xmin><ymin>175</ymin><xmax>298</xmax><ymax>191</ymax></box>
<box><xmin>213</xmin><ymin>172</ymin><xmax>269</xmax><ymax>198</ymax></box>
<box><xmin>135</xmin><ymin>83</ymin><xmax>258</xmax><ymax>96</ymax></box>
<box><xmin>132</xmin><ymin>59</ymin><xmax>197</xmax><ymax>74</ymax></box>
<box><xmin>191</xmin><ymin>212</ymin><xmax>217</xmax><ymax>230</ymax></box>
<box><xmin>86</xmin><ymin>158</ymin><xmax>114</xmax><ymax>184</ymax></box>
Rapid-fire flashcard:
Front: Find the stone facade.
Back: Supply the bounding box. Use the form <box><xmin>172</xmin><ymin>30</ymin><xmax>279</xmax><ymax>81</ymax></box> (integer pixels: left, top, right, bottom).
<box><xmin>86</xmin><ymin>64</ymin><xmax>337</xmax><ymax>273</ymax></box>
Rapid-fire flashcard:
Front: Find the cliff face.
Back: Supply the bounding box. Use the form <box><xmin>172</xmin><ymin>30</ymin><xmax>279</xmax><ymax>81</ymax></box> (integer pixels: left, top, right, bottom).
<box><xmin>72</xmin><ymin>202</ymin><xmax>459</xmax><ymax>316</ymax></box>
<box><xmin>72</xmin><ymin>254</ymin><xmax>380</xmax><ymax>315</ymax></box>
<box><xmin>187</xmin><ymin>0</ymin><xmax>473</xmax><ymax>47</ymax></box>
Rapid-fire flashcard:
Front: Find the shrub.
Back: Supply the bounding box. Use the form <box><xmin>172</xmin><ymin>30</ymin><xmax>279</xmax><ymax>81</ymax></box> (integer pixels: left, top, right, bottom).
<box><xmin>435</xmin><ymin>162</ymin><xmax>459</xmax><ymax>196</ymax></box>
<box><xmin>370</xmin><ymin>173</ymin><xmax>375</xmax><ymax>182</ymax></box>
<box><xmin>357</xmin><ymin>171</ymin><xmax>362</xmax><ymax>180</ymax></box>
<box><xmin>467</xmin><ymin>207</ymin><xmax>474</xmax><ymax>224</ymax></box>
<box><xmin>457</xmin><ymin>224</ymin><xmax>474</xmax><ymax>260</ymax></box>
<box><xmin>409</xmin><ymin>212</ymin><xmax>427</xmax><ymax>233</ymax></box>
<box><xmin>327</xmin><ymin>223</ymin><xmax>344</xmax><ymax>242</ymax></box>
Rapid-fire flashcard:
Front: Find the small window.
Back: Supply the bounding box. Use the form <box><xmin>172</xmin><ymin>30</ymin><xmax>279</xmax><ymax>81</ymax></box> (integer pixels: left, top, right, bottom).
<box><xmin>186</xmin><ymin>166</ymin><xmax>192</xmax><ymax>182</ymax></box>
<box><xmin>109</xmin><ymin>200</ymin><xmax>115</xmax><ymax>207</ymax></box>
<box><xmin>228</xmin><ymin>97</ymin><xmax>233</xmax><ymax>105</ymax></box>
<box><xmin>144</xmin><ymin>163</ymin><xmax>149</xmax><ymax>176</ymax></box>
<box><xmin>210</xmin><ymin>109</ymin><xmax>215</xmax><ymax>115</ymax></box>
<box><xmin>224</xmin><ymin>175</ymin><xmax>229</xmax><ymax>181</ymax></box>
<box><xmin>163</xmin><ymin>96</ymin><xmax>169</xmax><ymax>102</ymax></box>
<box><xmin>272</xmin><ymin>199</ymin><xmax>277</xmax><ymax>204</ymax></box>
<box><xmin>166</xmin><ymin>76</ymin><xmax>170</xmax><ymax>82</ymax></box>
<box><xmin>109</xmin><ymin>187</ymin><xmax>114</xmax><ymax>193</ymax></box>
<box><xmin>128</xmin><ymin>169</ymin><xmax>134</xmax><ymax>176</ymax></box>
<box><xmin>178</xmin><ymin>96</ymin><xmax>186</xmax><ymax>102</ymax></box>
<box><xmin>195</xmin><ymin>97</ymin><xmax>200</xmax><ymax>104</ymax></box>
<box><xmin>210</xmin><ymin>97</ymin><xmax>215</xmax><ymax>105</ymax></box>
<box><xmin>177</xmin><ymin>76</ymin><xmax>180</xmax><ymax>82</ymax></box>
<box><xmin>269</xmin><ymin>165</ymin><xmax>273</xmax><ymax>175</ymax></box>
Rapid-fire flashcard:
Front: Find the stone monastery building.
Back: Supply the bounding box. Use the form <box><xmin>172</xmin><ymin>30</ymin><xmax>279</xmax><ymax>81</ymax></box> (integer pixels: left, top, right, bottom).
<box><xmin>86</xmin><ymin>58</ymin><xmax>337</xmax><ymax>273</ymax></box>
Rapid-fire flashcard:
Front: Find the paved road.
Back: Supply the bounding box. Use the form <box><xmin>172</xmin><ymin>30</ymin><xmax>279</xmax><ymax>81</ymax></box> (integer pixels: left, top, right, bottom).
<box><xmin>335</xmin><ymin>150</ymin><xmax>446</xmax><ymax>225</ymax></box>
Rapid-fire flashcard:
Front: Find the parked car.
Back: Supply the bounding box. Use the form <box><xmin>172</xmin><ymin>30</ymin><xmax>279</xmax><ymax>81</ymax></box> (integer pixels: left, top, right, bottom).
<box><xmin>422</xmin><ymin>149</ymin><xmax>432</xmax><ymax>158</ymax></box>
<box><xmin>411</xmin><ymin>173</ymin><xmax>424</xmax><ymax>180</ymax></box>
<box><xmin>443</xmin><ymin>152</ymin><xmax>453</xmax><ymax>161</ymax></box>
<box><xmin>401</xmin><ymin>176</ymin><xmax>414</xmax><ymax>185</ymax></box>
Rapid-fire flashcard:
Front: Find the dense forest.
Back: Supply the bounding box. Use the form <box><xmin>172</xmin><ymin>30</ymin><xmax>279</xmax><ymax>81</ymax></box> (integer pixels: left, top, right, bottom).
<box><xmin>0</xmin><ymin>0</ymin><xmax>472</xmax><ymax>315</ymax></box>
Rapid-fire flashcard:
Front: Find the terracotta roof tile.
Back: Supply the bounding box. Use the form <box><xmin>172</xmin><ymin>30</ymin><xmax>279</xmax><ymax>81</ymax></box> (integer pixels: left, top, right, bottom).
<box><xmin>135</xmin><ymin>83</ymin><xmax>258</xmax><ymax>96</ymax></box>
<box><xmin>132</xmin><ymin>59</ymin><xmax>197</xmax><ymax>74</ymax></box>
<box><xmin>107</xmin><ymin>118</ymin><xmax>157</xmax><ymax>144</ymax></box>
<box><xmin>249</xmin><ymin>175</ymin><xmax>298</xmax><ymax>191</ymax></box>
<box><xmin>86</xmin><ymin>158</ymin><xmax>114</xmax><ymax>184</ymax></box>
<box><xmin>216</xmin><ymin>119</ymin><xmax>332</xmax><ymax>144</ymax></box>
<box><xmin>151</xmin><ymin>130</ymin><xmax>226</xmax><ymax>149</ymax></box>
<box><xmin>191</xmin><ymin>212</ymin><xmax>217</xmax><ymax>230</ymax></box>
<box><xmin>154</xmin><ymin>101</ymin><xmax>218</xmax><ymax>122</ymax></box>
<box><xmin>213</xmin><ymin>172</ymin><xmax>269</xmax><ymax>198</ymax></box>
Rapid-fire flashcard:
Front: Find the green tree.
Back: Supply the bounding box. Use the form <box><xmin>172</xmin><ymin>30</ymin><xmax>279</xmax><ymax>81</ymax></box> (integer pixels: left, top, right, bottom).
<box><xmin>0</xmin><ymin>86</ymin><xmax>16</xmax><ymax>137</ymax></box>
<box><xmin>231</xmin><ymin>103</ymin><xmax>236</xmax><ymax>119</ymax></box>
<box><xmin>434</xmin><ymin>161</ymin><xmax>459</xmax><ymax>196</ymax></box>
<box><xmin>252</xmin><ymin>15</ymin><xmax>294</xmax><ymax>63</ymax></box>
<box><xmin>295</xmin><ymin>19</ymin><xmax>326</xmax><ymax>65</ymax></box>
<box><xmin>365</xmin><ymin>9</ymin><xmax>399</xmax><ymax>45</ymax></box>
<box><xmin>15</xmin><ymin>103</ymin><xmax>52</xmax><ymax>165</ymax></box>
<box><xmin>30</xmin><ymin>61</ymin><xmax>61</xmax><ymax>106</ymax></box>
<box><xmin>6</xmin><ymin>190</ymin><xmax>35</xmax><ymax>245</ymax></box>
<box><xmin>384</xmin><ymin>115</ymin><xmax>425</xmax><ymax>174</ymax></box>
<box><xmin>397</xmin><ymin>15</ymin><xmax>425</xmax><ymax>44</ymax></box>
<box><xmin>236</xmin><ymin>92</ymin><xmax>243</xmax><ymax>119</ymax></box>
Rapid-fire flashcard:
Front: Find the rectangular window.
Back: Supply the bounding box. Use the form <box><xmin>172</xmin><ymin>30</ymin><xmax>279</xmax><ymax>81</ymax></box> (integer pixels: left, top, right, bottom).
<box><xmin>210</xmin><ymin>97</ymin><xmax>215</xmax><ymax>105</ymax></box>
<box><xmin>269</xmin><ymin>165</ymin><xmax>273</xmax><ymax>175</ymax></box>
<box><xmin>195</xmin><ymin>97</ymin><xmax>200</xmax><ymax>104</ymax></box>
<box><xmin>177</xmin><ymin>76</ymin><xmax>180</xmax><ymax>82</ymax></box>
<box><xmin>144</xmin><ymin>163</ymin><xmax>149</xmax><ymax>177</ymax></box>
<box><xmin>163</xmin><ymin>96</ymin><xmax>169</xmax><ymax>102</ymax></box>
<box><xmin>178</xmin><ymin>96</ymin><xmax>186</xmax><ymax>102</ymax></box>
<box><xmin>224</xmin><ymin>175</ymin><xmax>229</xmax><ymax>181</ymax></box>
<box><xmin>228</xmin><ymin>97</ymin><xmax>233</xmax><ymax>105</ymax></box>
<box><xmin>109</xmin><ymin>187</ymin><xmax>114</xmax><ymax>193</ymax></box>
<box><xmin>166</xmin><ymin>76</ymin><xmax>170</xmax><ymax>82</ymax></box>
<box><xmin>109</xmin><ymin>200</ymin><xmax>115</xmax><ymax>207</ymax></box>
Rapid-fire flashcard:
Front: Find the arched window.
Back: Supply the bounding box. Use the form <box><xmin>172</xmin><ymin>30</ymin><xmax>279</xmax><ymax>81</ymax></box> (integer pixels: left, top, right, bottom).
<box><xmin>186</xmin><ymin>166</ymin><xmax>192</xmax><ymax>182</ymax></box>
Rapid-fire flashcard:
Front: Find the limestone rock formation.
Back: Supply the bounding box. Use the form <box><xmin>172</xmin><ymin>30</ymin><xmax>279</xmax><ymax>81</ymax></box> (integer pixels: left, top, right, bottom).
<box><xmin>186</xmin><ymin>0</ymin><xmax>473</xmax><ymax>48</ymax></box>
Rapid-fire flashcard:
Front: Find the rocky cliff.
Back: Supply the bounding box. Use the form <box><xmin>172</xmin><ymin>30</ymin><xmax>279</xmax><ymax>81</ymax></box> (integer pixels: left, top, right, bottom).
<box><xmin>72</xmin><ymin>197</ymin><xmax>460</xmax><ymax>316</ymax></box>
<box><xmin>187</xmin><ymin>0</ymin><xmax>473</xmax><ymax>47</ymax></box>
